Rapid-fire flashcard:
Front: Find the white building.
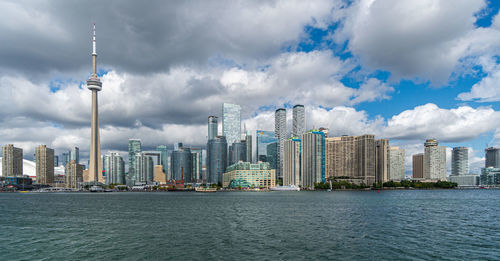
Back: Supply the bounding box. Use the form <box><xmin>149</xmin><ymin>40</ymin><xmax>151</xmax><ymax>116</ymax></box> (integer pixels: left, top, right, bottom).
<box><xmin>388</xmin><ymin>146</ymin><xmax>405</xmax><ymax>181</ymax></box>
<box><xmin>424</xmin><ymin>139</ymin><xmax>446</xmax><ymax>181</ymax></box>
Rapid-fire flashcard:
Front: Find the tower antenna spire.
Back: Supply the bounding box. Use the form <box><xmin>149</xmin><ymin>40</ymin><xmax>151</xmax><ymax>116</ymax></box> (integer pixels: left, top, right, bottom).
<box><xmin>92</xmin><ymin>23</ymin><xmax>96</xmax><ymax>56</ymax></box>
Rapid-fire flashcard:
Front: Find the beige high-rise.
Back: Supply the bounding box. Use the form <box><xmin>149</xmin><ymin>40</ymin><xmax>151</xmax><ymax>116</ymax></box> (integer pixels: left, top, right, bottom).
<box><xmin>86</xmin><ymin>24</ymin><xmax>103</xmax><ymax>184</ymax></box>
<box><xmin>66</xmin><ymin>160</ymin><xmax>83</xmax><ymax>189</ymax></box>
<box><xmin>424</xmin><ymin>139</ymin><xmax>446</xmax><ymax>181</ymax></box>
<box><xmin>154</xmin><ymin>165</ymin><xmax>167</xmax><ymax>183</ymax></box>
<box><xmin>2</xmin><ymin>144</ymin><xmax>23</xmax><ymax>177</ymax></box>
<box><xmin>388</xmin><ymin>146</ymin><xmax>405</xmax><ymax>181</ymax></box>
<box><xmin>35</xmin><ymin>145</ymin><xmax>55</xmax><ymax>185</ymax></box>
<box><xmin>324</xmin><ymin>134</ymin><xmax>376</xmax><ymax>185</ymax></box>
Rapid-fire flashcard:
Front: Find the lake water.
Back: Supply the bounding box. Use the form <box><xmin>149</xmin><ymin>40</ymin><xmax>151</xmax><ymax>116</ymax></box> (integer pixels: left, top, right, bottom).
<box><xmin>0</xmin><ymin>190</ymin><xmax>499</xmax><ymax>260</ymax></box>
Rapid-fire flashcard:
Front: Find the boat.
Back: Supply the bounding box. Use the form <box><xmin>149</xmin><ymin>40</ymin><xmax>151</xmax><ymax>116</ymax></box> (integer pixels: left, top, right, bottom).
<box><xmin>89</xmin><ymin>185</ymin><xmax>104</xmax><ymax>192</ymax></box>
<box><xmin>270</xmin><ymin>185</ymin><xmax>300</xmax><ymax>191</ymax></box>
<box><xmin>195</xmin><ymin>187</ymin><xmax>217</xmax><ymax>192</ymax></box>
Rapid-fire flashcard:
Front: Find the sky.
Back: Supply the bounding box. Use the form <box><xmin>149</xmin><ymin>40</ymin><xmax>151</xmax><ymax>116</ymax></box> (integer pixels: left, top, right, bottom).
<box><xmin>0</xmin><ymin>0</ymin><xmax>499</xmax><ymax>174</ymax></box>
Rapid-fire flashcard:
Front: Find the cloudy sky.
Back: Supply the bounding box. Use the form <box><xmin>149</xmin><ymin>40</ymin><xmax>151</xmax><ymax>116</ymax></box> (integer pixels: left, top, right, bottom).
<box><xmin>1</xmin><ymin>0</ymin><xmax>499</xmax><ymax>174</ymax></box>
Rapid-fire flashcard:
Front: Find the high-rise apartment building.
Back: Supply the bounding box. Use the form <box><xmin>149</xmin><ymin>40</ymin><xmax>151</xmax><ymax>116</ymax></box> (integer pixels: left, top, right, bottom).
<box><xmin>244</xmin><ymin>131</ymin><xmax>252</xmax><ymax>163</ymax></box>
<box><xmin>208</xmin><ymin>116</ymin><xmax>218</xmax><ymax>140</ymax></box>
<box><xmin>2</xmin><ymin>144</ymin><xmax>23</xmax><ymax>177</ymax></box>
<box><xmin>54</xmin><ymin>155</ymin><xmax>59</xmax><ymax>167</ymax></box>
<box><xmin>275</xmin><ymin>108</ymin><xmax>287</xmax><ymax>180</ymax></box>
<box><xmin>292</xmin><ymin>105</ymin><xmax>305</xmax><ymax>137</ymax></box>
<box><xmin>104</xmin><ymin>152</ymin><xmax>125</xmax><ymax>185</ymax></box>
<box><xmin>424</xmin><ymin>139</ymin><xmax>446</xmax><ymax>180</ymax></box>
<box><xmin>191</xmin><ymin>147</ymin><xmax>202</xmax><ymax>182</ymax></box>
<box><xmin>452</xmin><ymin>147</ymin><xmax>469</xmax><ymax>176</ymax></box>
<box><xmin>156</xmin><ymin>145</ymin><xmax>168</xmax><ymax>175</ymax></box>
<box><xmin>485</xmin><ymin>147</ymin><xmax>500</xmax><ymax>168</ymax></box>
<box><xmin>229</xmin><ymin>142</ymin><xmax>246</xmax><ymax>165</ymax></box>
<box><xmin>266</xmin><ymin>142</ymin><xmax>278</xmax><ymax>171</ymax></box>
<box><xmin>222</xmin><ymin>103</ymin><xmax>241</xmax><ymax>146</ymax></box>
<box><xmin>66</xmin><ymin>160</ymin><xmax>83</xmax><ymax>188</ymax></box>
<box><xmin>283</xmin><ymin>138</ymin><xmax>301</xmax><ymax>186</ymax></box>
<box><xmin>128</xmin><ymin>139</ymin><xmax>142</xmax><ymax>178</ymax></box>
<box><xmin>207</xmin><ymin>136</ymin><xmax>227</xmax><ymax>184</ymax></box>
<box><xmin>375</xmin><ymin>139</ymin><xmax>390</xmax><ymax>184</ymax></box>
<box><xmin>70</xmin><ymin>147</ymin><xmax>80</xmax><ymax>164</ymax></box>
<box><xmin>135</xmin><ymin>153</ymin><xmax>154</xmax><ymax>183</ymax></box>
<box><xmin>412</xmin><ymin>153</ymin><xmax>424</xmax><ymax>179</ymax></box>
<box><xmin>35</xmin><ymin>145</ymin><xmax>55</xmax><ymax>185</ymax></box>
<box><xmin>388</xmin><ymin>146</ymin><xmax>405</xmax><ymax>181</ymax></box>
<box><xmin>301</xmin><ymin>131</ymin><xmax>325</xmax><ymax>189</ymax></box>
<box><xmin>154</xmin><ymin>165</ymin><xmax>167</xmax><ymax>183</ymax></box>
<box><xmin>324</xmin><ymin>135</ymin><xmax>377</xmax><ymax>185</ymax></box>
<box><xmin>171</xmin><ymin>145</ymin><xmax>192</xmax><ymax>183</ymax></box>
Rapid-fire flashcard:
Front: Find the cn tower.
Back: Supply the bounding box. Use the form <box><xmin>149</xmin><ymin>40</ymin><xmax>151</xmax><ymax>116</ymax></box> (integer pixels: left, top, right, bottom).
<box><xmin>86</xmin><ymin>24</ymin><xmax>102</xmax><ymax>184</ymax></box>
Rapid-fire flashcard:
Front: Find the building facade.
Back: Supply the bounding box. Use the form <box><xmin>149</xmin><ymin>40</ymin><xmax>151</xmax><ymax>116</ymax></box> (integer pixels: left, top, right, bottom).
<box><xmin>275</xmin><ymin>108</ymin><xmax>287</xmax><ymax>180</ymax></box>
<box><xmin>2</xmin><ymin>144</ymin><xmax>23</xmax><ymax>177</ymax></box>
<box><xmin>324</xmin><ymin>135</ymin><xmax>376</xmax><ymax>185</ymax></box>
<box><xmin>223</xmin><ymin>162</ymin><xmax>275</xmax><ymax>188</ymax></box>
<box><xmin>207</xmin><ymin>136</ymin><xmax>227</xmax><ymax>184</ymax></box>
<box><xmin>191</xmin><ymin>148</ymin><xmax>203</xmax><ymax>182</ymax></box>
<box><xmin>208</xmin><ymin>116</ymin><xmax>218</xmax><ymax>140</ymax></box>
<box><xmin>412</xmin><ymin>153</ymin><xmax>424</xmax><ymax>179</ymax></box>
<box><xmin>283</xmin><ymin>138</ymin><xmax>301</xmax><ymax>186</ymax></box>
<box><xmin>135</xmin><ymin>153</ymin><xmax>154</xmax><ymax>183</ymax></box>
<box><xmin>375</xmin><ymin>139</ymin><xmax>390</xmax><ymax>184</ymax></box>
<box><xmin>70</xmin><ymin>147</ymin><xmax>80</xmax><ymax>164</ymax></box>
<box><xmin>480</xmin><ymin>167</ymin><xmax>500</xmax><ymax>186</ymax></box>
<box><xmin>156</xmin><ymin>145</ymin><xmax>168</xmax><ymax>175</ymax></box>
<box><xmin>128</xmin><ymin>139</ymin><xmax>142</xmax><ymax>178</ymax></box>
<box><xmin>301</xmin><ymin>131</ymin><xmax>325</xmax><ymax>189</ymax></box>
<box><xmin>388</xmin><ymin>146</ymin><xmax>405</xmax><ymax>181</ymax></box>
<box><xmin>222</xmin><ymin>103</ymin><xmax>241</xmax><ymax>146</ymax></box>
<box><xmin>292</xmin><ymin>105</ymin><xmax>305</xmax><ymax>137</ymax></box>
<box><xmin>256</xmin><ymin>130</ymin><xmax>277</xmax><ymax>162</ymax></box>
<box><xmin>485</xmin><ymin>147</ymin><xmax>500</xmax><ymax>168</ymax></box>
<box><xmin>104</xmin><ymin>152</ymin><xmax>125</xmax><ymax>185</ymax></box>
<box><xmin>170</xmin><ymin>145</ymin><xmax>193</xmax><ymax>183</ymax></box>
<box><xmin>66</xmin><ymin>160</ymin><xmax>83</xmax><ymax>189</ymax></box>
<box><xmin>35</xmin><ymin>145</ymin><xmax>55</xmax><ymax>185</ymax></box>
<box><xmin>451</xmin><ymin>147</ymin><xmax>469</xmax><ymax>176</ymax></box>
<box><xmin>424</xmin><ymin>139</ymin><xmax>446</xmax><ymax>181</ymax></box>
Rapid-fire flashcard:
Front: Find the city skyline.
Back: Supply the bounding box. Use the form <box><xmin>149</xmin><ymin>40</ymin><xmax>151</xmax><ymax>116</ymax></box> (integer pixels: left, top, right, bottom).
<box><xmin>0</xmin><ymin>1</ymin><xmax>499</xmax><ymax>176</ymax></box>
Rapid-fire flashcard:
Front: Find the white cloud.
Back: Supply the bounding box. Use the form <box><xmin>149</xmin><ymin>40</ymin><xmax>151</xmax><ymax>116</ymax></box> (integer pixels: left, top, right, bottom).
<box><xmin>457</xmin><ymin>56</ymin><xmax>500</xmax><ymax>102</ymax></box>
<box><xmin>334</xmin><ymin>0</ymin><xmax>489</xmax><ymax>84</ymax></box>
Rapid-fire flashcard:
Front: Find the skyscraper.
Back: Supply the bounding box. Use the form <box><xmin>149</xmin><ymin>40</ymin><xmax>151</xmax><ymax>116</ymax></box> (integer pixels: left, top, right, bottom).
<box><xmin>66</xmin><ymin>160</ymin><xmax>83</xmax><ymax>189</ymax></box>
<box><xmin>292</xmin><ymin>105</ymin><xmax>305</xmax><ymax>137</ymax></box>
<box><xmin>412</xmin><ymin>153</ymin><xmax>424</xmax><ymax>179</ymax></box>
<box><xmin>104</xmin><ymin>152</ymin><xmax>125</xmax><ymax>185</ymax></box>
<box><xmin>388</xmin><ymin>146</ymin><xmax>405</xmax><ymax>181</ymax></box>
<box><xmin>35</xmin><ymin>145</ymin><xmax>55</xmax><ymax>185</ymax></box>
<box><xmin>208</xmin><ymin>116</ymin><xmax>218</xmax><ymax>140</ymax></box>
<box><xmin>191</xmin><ymin>147</ymin><xmax>203</xmax><ymax>182</ymax></box>
<box><xmin>324</xmin><ymin>135</ymin><xmax>376</xmax><ymax>185</ymax></box>
<box><xmin>156</xmin><ymin>145</ymin><xmax>168</xmax><ymax>175</ymax></box>
<box><xmin>207</xmin><ymin>136</ymin><xmax>227</xmax><ymax>184</ymax></box>
<box><xmin>135</xmin><ymin>153</ymin><xmax>154</xmax><ymax>183</ymax></box>
<box><xmin>375</xmin><ymin>139</ymin><xmax>389</xmax><ymax>184</ymax></box>
<box><xmin>452</xmin><ymin>147</ymin><xmax>469</xmax><ymax>176</ymax></box>
<box><xmin>171</xmin><ymin>145</ymin><xmax>193</xmax><ymax>183</ymax></box>
<box><xmin>229</xmin><ymin>141</ymin><xmax>246</xmax><ymax>165</ymax></box>
<box><xmin>424</xmin><ymin>139</ymin><xmax>446</xmax><ymax>180</ymax></box>
<box><xmin>256</xmin><ymin>130</ymin><xmax>277</xmax><ymax>162</ymax></box>
<box><xmin>283</xmin><ymin>138</ymin><xmax>301</xmax><ymax>186</ymax></box>
<box><xmin>245</xmin><ymin>131</ymin><xmax>252</xmax><ymax>163</ymax></box>
<box><xmin>266</xmin><ymin>142</ymin><xmax>278</xmax><ymax>171</ymax></box>
<box><xmin>86</xmin><ymin>24</ymin><xmax>103</xmax><ymax>184</ymax></box>
<box><xmin>301</xmin><ymin>131</ymin><xmax>325</xmax><ymax>189</ymax></box>
<box><xmin>61</xmin><ymin>152</ymin><xmax>70</xmax><ymax>169</ymax></box>
<box><xmin>485</xmin><ymin>147</ymin><xmax>500</xmax><ymax>168</ymax></box>
<box><xmin>128</xmin><ymin>139</ymin><xmax>142</xmax><ymax>178</ymax></box>
<box><xmin>54</xmin><ymin>155</ymin><xmax>59</xmax><ymax>167</ymax></box>
<box><xmin>222</xmin><ymin>103</ymin><xmax>241</xmax><ymax>146</ymax></box>
<box><xmin>275</xmin><ymin>108</ymin><xmax>286</xmax><ymax>179</ymax></box>
<box><xmin>70</xmin><ymin>147</ymin><xmax>80</xmax><ymax>164</ymax></box>
<box><xmin>2</xmin><ymin>144</ymin><xmax>23</xmax><ymax>177</ymax></box>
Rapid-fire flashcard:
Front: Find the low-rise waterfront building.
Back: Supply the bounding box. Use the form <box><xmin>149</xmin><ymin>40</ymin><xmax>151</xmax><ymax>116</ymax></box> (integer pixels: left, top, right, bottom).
<box><xmin>480</xmin><ymin>167</ymin><xmax>500</xmax><ymax>186</ymax></box>
<box><xmin>448</xmin><ymin>174</ymin><xmax>479</xmax><ymax>186</ymax></box>
<box><xmin>222</xmin><ymin>162</ymin><xmax>275</xmax><ymax>189</ymax></box>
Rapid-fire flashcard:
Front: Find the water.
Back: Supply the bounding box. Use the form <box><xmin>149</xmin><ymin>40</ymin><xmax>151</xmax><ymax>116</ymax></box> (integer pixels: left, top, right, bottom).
<box><xmin>1</xmin><ymin>190</ymin><xmax>499</xmax><ymax>260</ymax></box>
